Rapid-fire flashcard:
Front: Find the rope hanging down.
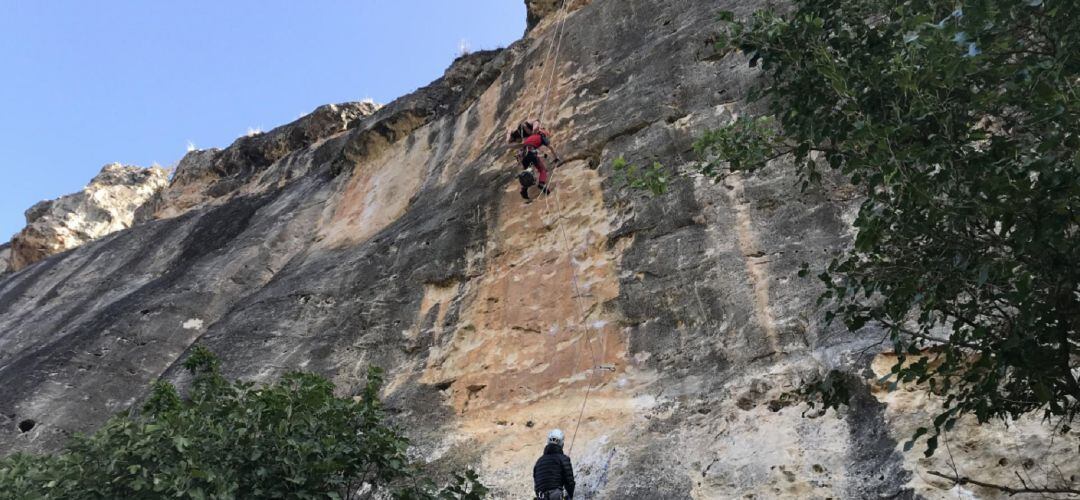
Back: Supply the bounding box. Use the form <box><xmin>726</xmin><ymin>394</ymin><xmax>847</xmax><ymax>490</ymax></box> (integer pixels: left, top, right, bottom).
<box><xmin>554</xmin><ymin>182</ymin><xmax>602</xmax><ymax>455</ymax></box>
<box><xmin>530</xmin><ymin>0</ymin><xmax>604</xmax><ymax>454</ymax></box>
<box><xmin>537</xmin><ymin>0</ymin><xmax>571</xmax><ymax>125</ymax></box>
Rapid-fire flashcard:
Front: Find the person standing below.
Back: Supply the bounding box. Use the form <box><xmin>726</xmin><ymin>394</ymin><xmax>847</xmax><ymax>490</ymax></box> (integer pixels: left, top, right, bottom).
<box><xmin>533</xmin><ymin>429</ymin><xmax>576</xmax><ymax>500</ymax></box>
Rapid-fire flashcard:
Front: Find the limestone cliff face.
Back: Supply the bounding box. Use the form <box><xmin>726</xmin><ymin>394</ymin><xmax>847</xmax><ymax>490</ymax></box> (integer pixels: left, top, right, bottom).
<box><xmin>7</xmin><ymin>164</ymin><xmax>168</xmax><ymax>271</ymax></box>
<box><xmin>525</xmin><ymin>0</ymin><xmax>575</xmax><ymax>31</ymax></box>
<box><xmin>1</xmin><ymin>1</ymin><xmax>1075</xmax><ymax>498</ymax></box>
<box><xmin>138</xmin><ymin>101</ymin><xmax>381</xmax><ymax>221</ymax></box>
<box><xmin>0</xmin><ymin>243</ymin><xmax>10</xmax><ymax>275</ymax></box>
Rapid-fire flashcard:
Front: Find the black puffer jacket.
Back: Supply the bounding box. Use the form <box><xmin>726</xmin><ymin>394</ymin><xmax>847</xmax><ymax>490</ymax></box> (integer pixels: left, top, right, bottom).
<box><xmin>533</xmin><ymin>443</ymin><xmax>575</xmax><ymax>499</ymax></box>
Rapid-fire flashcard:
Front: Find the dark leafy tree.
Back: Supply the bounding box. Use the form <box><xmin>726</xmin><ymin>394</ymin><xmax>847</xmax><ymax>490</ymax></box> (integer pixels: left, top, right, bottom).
<box><xmin>0</xmin><ymin>346</ymin><xmax>487</xmax><ymax>499</ymax></box>
<box><xmin>697</xmin><ymin>0</ymin><xmax>1080</xmax><ymax>455</ymax></box>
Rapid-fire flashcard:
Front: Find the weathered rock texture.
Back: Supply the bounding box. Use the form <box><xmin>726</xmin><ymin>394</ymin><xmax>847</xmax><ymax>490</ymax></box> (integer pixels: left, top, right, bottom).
<box><xmin>1</xmin><ymin>1</ymin><xmax>1075</xmax><ymax>498</ymax></box>
<box><xmin>138</xmin><ymin>100</ymin><xmax>381</xmax><ymax>222</ymax></box>
<box><xmin>525</xmin><ymin>0</ymin><xmax>582</xmax><ymax>31</ymax></box>
<box><xmin>0</xmin><ymin>243</ymin><xmax>10</xmax><ymax>275</ymax></box>
<box><xmin>7</xmin><ymin>164</ymin><xmax>168</xmax><ymax>271</ymax></box>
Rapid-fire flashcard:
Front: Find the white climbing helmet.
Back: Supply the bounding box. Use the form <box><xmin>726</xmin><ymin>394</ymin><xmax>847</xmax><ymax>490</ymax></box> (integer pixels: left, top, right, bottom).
<box><xmin>547</xmin><ymin>428</ymin><xmax>565</xmax><ymax>447</ymax></box>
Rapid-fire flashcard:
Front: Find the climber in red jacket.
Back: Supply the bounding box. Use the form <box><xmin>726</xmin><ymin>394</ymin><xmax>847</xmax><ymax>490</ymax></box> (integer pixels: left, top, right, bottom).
<box><xmin>508</xmin><ymin>120</ymin><xmax>561</xmax><ymax>200</ymax></box>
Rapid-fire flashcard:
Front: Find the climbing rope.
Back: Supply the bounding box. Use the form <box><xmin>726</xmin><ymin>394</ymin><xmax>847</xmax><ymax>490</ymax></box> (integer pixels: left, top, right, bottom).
<box><xmin>528</xmin><ymin>0</ymin><xmax>606</xmax><ymax>454</ymax></box>
<box><xmin>537</xmin><ymin>0</ymin><xmax>571</xmax><ymax>126</ymax></box>
<box><xmin>553</xmin><ymin>182</ymin><xmax>603</xmax><ymax>454</ymax></box>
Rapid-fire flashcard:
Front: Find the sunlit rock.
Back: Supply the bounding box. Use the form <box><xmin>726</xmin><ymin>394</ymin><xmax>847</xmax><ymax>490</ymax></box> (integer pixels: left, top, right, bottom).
<box><xmin>8</xmin><ymin>163</ymin><xmax>168</xmax><ymax>271</ymax></box>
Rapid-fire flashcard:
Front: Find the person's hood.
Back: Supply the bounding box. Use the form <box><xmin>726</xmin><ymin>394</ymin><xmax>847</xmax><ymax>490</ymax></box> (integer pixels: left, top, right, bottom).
<box><xmin>544</xmin><ymin>443</ymin><xmax>564</xmax><ymax>455</ymax></box>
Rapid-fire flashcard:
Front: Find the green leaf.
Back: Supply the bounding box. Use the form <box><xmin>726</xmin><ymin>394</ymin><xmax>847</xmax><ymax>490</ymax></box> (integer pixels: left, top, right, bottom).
<box><xmin>903</xmin><ymin>427</ymin><xmax>928</xmax><ymax>452</ymax></box>
<box><xmin>925</xmin><ymin>435</ymin><xmax>939</xmax><ymax>457</ymax></box>
<box><xmin>1033</xmin><ymin>383</ymin><xmax>1052</xmax><ymax>403</ymax></box>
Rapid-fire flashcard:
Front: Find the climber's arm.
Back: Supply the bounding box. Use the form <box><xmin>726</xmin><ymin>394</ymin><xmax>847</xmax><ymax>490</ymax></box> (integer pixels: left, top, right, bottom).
<box><xmin>544</xmin><ymin>143</ymin><xmax>561</xmax><ymax>163</ymax></box>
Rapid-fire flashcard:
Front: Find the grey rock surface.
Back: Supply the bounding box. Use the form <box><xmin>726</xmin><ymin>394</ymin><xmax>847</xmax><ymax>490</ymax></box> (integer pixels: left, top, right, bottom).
<box><xmin>1</xmin><ymin>1</ymin><xmax>1074</xmax><ymax>498</ymax></box>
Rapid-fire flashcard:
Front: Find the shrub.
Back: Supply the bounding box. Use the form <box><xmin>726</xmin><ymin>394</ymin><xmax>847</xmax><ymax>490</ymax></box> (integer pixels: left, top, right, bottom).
<box><xmin>0</xmin><ymin>346</ymin><xmax>487</xmax><ymax>499</ymax></box>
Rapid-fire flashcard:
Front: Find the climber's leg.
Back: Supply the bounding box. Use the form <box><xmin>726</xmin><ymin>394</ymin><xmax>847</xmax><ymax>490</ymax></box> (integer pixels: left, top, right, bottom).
<box><xmin>535</xmin><ymin>159</ymin><xmax>548</xmax><ymax>185</ymax></box>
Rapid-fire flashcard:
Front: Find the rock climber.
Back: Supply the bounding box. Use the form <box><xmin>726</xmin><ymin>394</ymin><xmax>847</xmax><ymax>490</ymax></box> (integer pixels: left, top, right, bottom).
<box><xmin>533</xmin><ymin>428</ymin><xmax>576</xmax><ymax>500</ymax></box>
<box><xmin>508</xmin><ymin>120</ymin><xmax>561</xmax><ymax>200</ymax></box>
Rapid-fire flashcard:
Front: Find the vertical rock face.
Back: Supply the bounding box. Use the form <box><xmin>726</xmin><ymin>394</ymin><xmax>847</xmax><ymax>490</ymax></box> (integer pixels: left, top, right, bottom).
<box><xmin>525</xmin><ymin>0</ymin><xmax>588</xmax><ymax>32</ymax></box>
<box><xmin>0</xmin><ymin>1</ymin><xmax>1075</xmax><ymax>498</ymax></box>
<box><xmin>8</xmin><ymin>164</ymin><xmax>168</xmax><ymax>271</ymax></box>
<box><xmin>525</xmin><ymin>0</ymin><xmax>562</xmax><ymax>31</ymax></box>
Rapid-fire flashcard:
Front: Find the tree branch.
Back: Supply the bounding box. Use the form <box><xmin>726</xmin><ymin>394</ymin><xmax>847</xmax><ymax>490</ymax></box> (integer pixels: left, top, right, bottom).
<box><xmin>874</xmin><ymin>316</ymin><xmax>984</xmax><ymax>350</ymax></box>
<box><xmin>927</xmin><ymin>470</ymin><xmax>1080</xmax><ymax>496</ymax></box>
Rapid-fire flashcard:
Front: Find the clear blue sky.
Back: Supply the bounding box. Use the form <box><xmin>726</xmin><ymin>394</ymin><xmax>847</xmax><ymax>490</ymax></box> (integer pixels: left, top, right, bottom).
<box><xmin>0</xmin><ymin>1</ymin><xmax>525</xmax><ymax>240</ymax></box>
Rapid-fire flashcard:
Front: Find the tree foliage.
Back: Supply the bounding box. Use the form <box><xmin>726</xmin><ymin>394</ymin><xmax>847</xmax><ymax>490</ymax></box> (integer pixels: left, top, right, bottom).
<box><xmin>700</xmin><ymin>0</ymin><xmax>1080</xmax><ymax>454</ymax></box>
<box><xmin>612</xmin><ymin>156</ymin><xmax>670</xmax><ymax>196</ymax></box>
<box><xmin>0</xmin><ymin>346</ymin><xmax>487</xmax><ymax>499</ymax></box>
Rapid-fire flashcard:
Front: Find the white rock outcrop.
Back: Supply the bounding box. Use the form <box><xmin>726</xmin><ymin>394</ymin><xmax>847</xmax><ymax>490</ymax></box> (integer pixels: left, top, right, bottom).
<box><xmin>0</xmin><ymin>244</ymin><xmax>10</xmax><ymax>275</ymax></box>
<box><xmin>8</xmin><ymin>163</ymin><xmax>168</xmax><ymax>271</ymax></box>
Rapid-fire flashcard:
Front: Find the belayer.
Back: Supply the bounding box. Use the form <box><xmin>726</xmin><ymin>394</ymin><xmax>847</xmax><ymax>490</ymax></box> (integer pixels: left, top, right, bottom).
<box><xmin>533</xmin><ymin>429</ymin><xmax>576</xmax><ymax>500</ymax></box>
<box><xmin>508</xmin><ymin>120</ymin><xmax>561</xmax><ymax>200</ymax></box>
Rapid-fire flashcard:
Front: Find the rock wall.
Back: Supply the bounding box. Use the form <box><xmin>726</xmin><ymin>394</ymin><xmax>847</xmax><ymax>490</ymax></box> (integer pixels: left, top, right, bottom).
<box><xmin>524</xmin><ymin>0</ymin><xmax>586</xmax><ymax>31</ymax></box>
<box><xmin>0</xmin><ymin>243</ymin><xmax>10</xmax><ymax>275</ymax></box>
<box><xmin>7</xmin><ymin>163</ymin><xmax>168</xmax><ymax>271</ymax></box>
<box><xmin>1</xmin><ymin>1</ymin><xmax>1075</xmax><ymax>498</ymax></box>
<box><xmin>138</xmin><ymin>101</ymin><xmax>380</xmax><ymax>222</ymax></box>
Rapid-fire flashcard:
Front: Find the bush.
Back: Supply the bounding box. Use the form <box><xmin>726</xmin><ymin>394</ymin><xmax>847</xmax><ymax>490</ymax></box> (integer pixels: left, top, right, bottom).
<box><xmin>612</xmin><ymin>156</ymin><xmax>669</xmax><ymax>196</ymax></box>
<box><xmin>0</xmin><ymin>346</ymin><xmax>487</xmax><ymax>499</ymax></box>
